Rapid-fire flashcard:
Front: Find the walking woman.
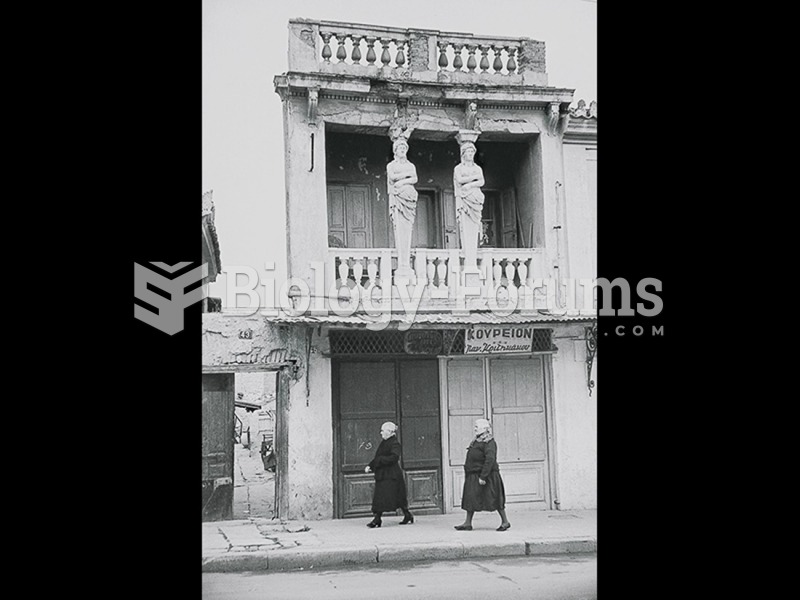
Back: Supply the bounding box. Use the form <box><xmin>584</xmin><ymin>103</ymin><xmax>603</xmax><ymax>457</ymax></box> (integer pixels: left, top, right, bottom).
<box><xmin>454</xmin><ymin>418</ymin><xmax>511</xmax><ymax>531</ymax></box>
<box><xmin>364</xmin><ymin>421</ymin><xmax>414</xmax><ymax>528</ymax></box>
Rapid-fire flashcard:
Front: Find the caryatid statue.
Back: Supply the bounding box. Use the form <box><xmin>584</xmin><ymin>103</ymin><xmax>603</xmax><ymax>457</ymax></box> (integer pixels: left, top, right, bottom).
<box><xmin>454</xmin><ymin>134</ymin><xmax>485</xmax><ymax>272</ymax></box>
<box><xmin>386</xmin><ymin>134</ymin><xmax>418</xmax><ymax>282</ymax></box>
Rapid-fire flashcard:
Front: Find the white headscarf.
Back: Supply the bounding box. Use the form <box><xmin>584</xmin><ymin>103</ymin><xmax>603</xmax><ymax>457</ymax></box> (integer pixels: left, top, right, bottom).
<box><xmin>381</xmin><ymin>421</ymin><xmax>398</xmax><ymax>434</ymax></box>
<box><xmin>474</xmin><ymin>419</ymin><xmax>493</xmax><ymax>443</ymax></box>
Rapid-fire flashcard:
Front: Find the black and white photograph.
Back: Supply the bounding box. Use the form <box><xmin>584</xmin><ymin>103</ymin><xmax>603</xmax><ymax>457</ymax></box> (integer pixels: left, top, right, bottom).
<box><xmin>195</xmin><ymin>1</ymin><xmax>602</xmax><ymax>598</ymax></box>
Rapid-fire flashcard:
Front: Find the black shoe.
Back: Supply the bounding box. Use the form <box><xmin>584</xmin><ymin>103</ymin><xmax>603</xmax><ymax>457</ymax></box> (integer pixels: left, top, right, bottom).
<box><xmin>366</xmin><ymin>519</ymin><xmax>381</xmax><ymax>528</ymax></box>
<box><xmin>399</xmin><ymin>514</ymin><xmax>414</xmax><ymax>525</ymax></box>
<box><xmin>496</xmin><ymin>522</ymin><xmax>511</xmax><ymax>531</ymax></box>
<box><xmin>454</xmin><ymin>524</ymin><xmax>473</xmax><ymax>531</ymax></box>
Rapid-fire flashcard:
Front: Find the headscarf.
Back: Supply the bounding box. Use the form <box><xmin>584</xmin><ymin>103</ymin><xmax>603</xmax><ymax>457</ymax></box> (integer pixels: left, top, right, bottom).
<box><xmin>473</xmin><ymin>418</ymin><xmax>493</xmax><ymax>443</ymax></box>
<box><xmin>381</xmin><ymin>421</ymin><xmax>398</xmax><ymax>435</ymax></box>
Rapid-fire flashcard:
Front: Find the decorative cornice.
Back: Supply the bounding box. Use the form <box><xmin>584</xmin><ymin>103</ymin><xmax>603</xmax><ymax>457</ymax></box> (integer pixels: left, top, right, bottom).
<box><xmin>569</xmin><ymin>99</ymin><xmax>597</xmax><ymax>119</ymax></box>
<box><xmin>292</xmin><ymin>90</ymin><xmax>549</xmax><ymax>112</ymax></box>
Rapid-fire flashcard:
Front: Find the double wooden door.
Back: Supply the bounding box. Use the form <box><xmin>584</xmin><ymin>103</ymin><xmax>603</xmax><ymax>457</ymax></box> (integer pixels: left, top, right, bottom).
<box><xmin>334</xmin><ymin>359</ymin><xmax>443</xmax><ymax>518</ymax></box>
<box><xmin>444</xmin><ymin>355</ymin><xmax>552</xmax><ymax>511</ymax></box>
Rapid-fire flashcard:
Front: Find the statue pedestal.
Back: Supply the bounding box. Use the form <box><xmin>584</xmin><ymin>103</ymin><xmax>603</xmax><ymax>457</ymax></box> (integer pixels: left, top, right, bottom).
<box><xmin>461</xmin><ymin>266</ymin><xmax>482</xmax><ymax>290</ymax></box>
<box><xmin>393</xmin><ymin>265</ymin><xmax>415</xmax><ymax>287</ymax></box>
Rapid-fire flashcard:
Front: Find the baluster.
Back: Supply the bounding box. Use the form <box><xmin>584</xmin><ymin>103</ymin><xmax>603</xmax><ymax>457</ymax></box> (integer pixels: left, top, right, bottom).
<box><xmin>367</xmin><ymin>257</ymin><xmax>378</xmax><ymax>288</ymax></box>
<box><xmin>380</xmin><ymin>39</ymin><xmax>391</xmax><ymax>66</ymax></box>
<box><xmin>336</xmin><ymin>35</ymin><xmax>347</xmax><ymax>61</ymax></box>
<box><xmin>505</xmin><ymin>259</ymin><xmax>517</xmax><ymax>289</ymax></box>
<box><xmin>506</xmin><ymin>47</ymin><xmax>517</xmax><ymax>73</ymax></box>
<box><xmin>352</xmin><ymin>257</ymin><xmax>364</xmax><ymax>288</ymax></box>
<box><xmin>425</xmin><ymin>256</ymin><xmax>434</xmax><ymax>287</ymax></box>
<box><xmin>438</xmin><ymin>42</ymin><xmax>449</xmax><ymax>69</ymax></box>
<box><xmin>452</xmin><ymin>44</ymin><xmax>464</xmax><ymax>70</ymax></box>
<box><xmin>365</xmin><ymin>37</ymin><xmax>377</xmax><ymax>65</ymax></box>
<box><xmin>492</xmin><ymin>46</ymin><xmax>504</xmax><ymax>73</ymax></box>
<box><xmin>479</xmin><ymin>46</ymin><xmax>490</xmax><ymax>72</ymax></box>
<box><xmin>321</xmin><ymin>33</ymin><xmax>333</xmax><ymax>62</ymax></box>
<box><xmin>351</xmin><ymin>36</ymin><xmax>362</xmax><ymax>64</ymax></box>
<box><xmin>517</xmin><ymin>260</ymin><xmax>528</xmax><ymax>289</ymax></box>
<box><xmin>493</xmin><ymin>258</ymin><xmax>503</xmax><ymax>290</ymax></box>
<box><xmin>466</xmin><ymin>45</ymin><xmax>477</xmax><ymax>72</ymax></box>
<box><xmin>395</xmin><ymin>39</ymin><xmax>406</xmax><ymax>67</ymax></box>
<box><xmin>436</xmin><ymin>257</ymin><xmax>448</xmax><ymax>290</ymax></box>
<box><xmin>338</xmin><ymin>257</ymin><xmax>349</xmax><ymax>286</ymax></box>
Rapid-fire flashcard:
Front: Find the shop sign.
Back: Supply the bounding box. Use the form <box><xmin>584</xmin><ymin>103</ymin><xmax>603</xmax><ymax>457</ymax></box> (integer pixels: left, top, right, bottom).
<box><xmin>464</xmin><ymin>326</ymin><xmax>534</xmax><ymax>354</ymax></box>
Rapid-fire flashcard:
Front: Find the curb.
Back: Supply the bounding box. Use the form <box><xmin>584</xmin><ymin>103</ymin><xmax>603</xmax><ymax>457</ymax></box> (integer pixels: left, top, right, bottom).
<box><xmin>201</xmin><ymin>537</ymin><xmax>596</xmax><ymax>573</ymax></box>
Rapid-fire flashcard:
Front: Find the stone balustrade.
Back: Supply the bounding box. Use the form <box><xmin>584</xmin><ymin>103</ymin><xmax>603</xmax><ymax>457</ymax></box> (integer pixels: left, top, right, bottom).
<box><xmin>327</xmin><ymin>247</ymin><xmax>545</xmax><ymax>302</ymax></box>
<box><xmin>287</xmin><ymin>19</ymin><xmax>546</xmax><ymax>82</ymax></box>
<box><xmin>435</xmin><ymin>33</ymin><xmax>523</xmax><ymax>75</ymax></box>
<box><xmin>318</xmin><ymin>23</ymin><xmax>411</xmax><ymax>69</ymax></box>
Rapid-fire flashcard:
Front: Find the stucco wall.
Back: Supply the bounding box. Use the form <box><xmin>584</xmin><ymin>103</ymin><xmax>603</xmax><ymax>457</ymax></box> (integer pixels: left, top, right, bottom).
<box><xmin>284</xmin><ymin>328</ymin><xmax>334</xmax><ymax>520</ymax></box>
<box><xmin>551</xmin><ymin>323</ymin><xmax>597</xmax><ymax>509</ymax></box>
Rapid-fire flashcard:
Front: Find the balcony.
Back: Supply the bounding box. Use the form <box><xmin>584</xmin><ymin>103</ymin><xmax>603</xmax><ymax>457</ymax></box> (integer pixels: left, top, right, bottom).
<box><xmin>328</xmin><ymin>247</ymin><xmax>547</xmax><ymax>307</ymax></box>
<box><xmin>286</xmin><ymin>18</ymin><xmax>549</xmax><ymax>88</ymax></box>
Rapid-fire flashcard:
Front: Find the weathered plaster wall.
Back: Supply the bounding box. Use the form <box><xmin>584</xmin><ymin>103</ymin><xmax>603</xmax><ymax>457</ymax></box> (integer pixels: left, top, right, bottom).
<box><xmin>284</xmin><ymin>327</ymin><xmax>334</xmax><ymax>520</ymax></box>
<box><xmin>202</xmin><ymin>313</ymin><xmax>286</xmax><ymax>366</ymax></box>
<box><xmin>283</xmin><ymin>98</ymin><xmax>330</xmax><ymax>294</ymax></box>
<box><xmin>551</xmin><ymin>323</ymin><xmax>597</xmax><ymax>509</ymax></box>
<box><xmin>202</xmin><ymin>314</ymin><xmax>333</xmax><ymax>519</ymax></box>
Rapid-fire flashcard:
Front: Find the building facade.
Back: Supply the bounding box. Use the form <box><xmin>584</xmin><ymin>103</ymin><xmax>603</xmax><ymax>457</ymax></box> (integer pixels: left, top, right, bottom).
<box><xmin>203</xmin><ymin>19</ymin><xmax>597</xmax><ymax>521</ymax></box>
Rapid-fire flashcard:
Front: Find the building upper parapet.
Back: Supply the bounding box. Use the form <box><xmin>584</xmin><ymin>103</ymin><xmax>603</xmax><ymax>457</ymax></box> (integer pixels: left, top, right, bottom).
<box><xmin>285</xmin><ymin>18</ymin><xmax>549</xmax><ymax>88</ymax></box>
<box><xmin>563</xmin><ymin>99</ymin><xmax>597</xmax><ymax>143</ymax></box>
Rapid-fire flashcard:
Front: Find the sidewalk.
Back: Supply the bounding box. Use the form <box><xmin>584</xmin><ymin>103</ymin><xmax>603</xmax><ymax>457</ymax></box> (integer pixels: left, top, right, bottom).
<box><xmin>202</xmin><ymin>508</ymin><xmax>596</xmax><ymax>573</ymax></box>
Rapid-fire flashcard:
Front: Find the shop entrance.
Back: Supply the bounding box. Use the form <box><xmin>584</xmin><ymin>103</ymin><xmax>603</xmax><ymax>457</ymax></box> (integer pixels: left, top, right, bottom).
<box><xmin>333</xmin><ymin>358</ymin><xmax>443</xmax><ymax>518</ymax></box>
<box><xmin>441</xmin><ymin>355</ymin><xmax>554</xmax><ymax>512</ymax></box>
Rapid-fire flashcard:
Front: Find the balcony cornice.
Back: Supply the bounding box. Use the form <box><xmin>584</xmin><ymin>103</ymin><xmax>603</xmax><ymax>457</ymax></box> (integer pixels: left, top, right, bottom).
<box><xmin>274</xmin><ymin>72</ymin><xmax>574</xmax><ymax>108</ymax></box>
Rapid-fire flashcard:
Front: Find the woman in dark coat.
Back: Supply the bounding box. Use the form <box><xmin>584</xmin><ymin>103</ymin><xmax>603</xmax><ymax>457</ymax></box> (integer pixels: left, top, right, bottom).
<box><xmin>364</xmin><ymin>421</ymin><xmax>414</xmax><ymax>528</ymax></box>
<box><xmin>454</xmin><ymin>418</ymin><xmax>511</xmax><ymax>531</ymax></box>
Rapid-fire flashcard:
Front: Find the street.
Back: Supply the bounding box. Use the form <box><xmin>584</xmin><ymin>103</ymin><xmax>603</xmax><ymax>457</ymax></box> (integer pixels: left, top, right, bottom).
<box><xmin>202</xmin><ymin>554</ymin><xmax>597</xmax><ymax>600</ymax></box>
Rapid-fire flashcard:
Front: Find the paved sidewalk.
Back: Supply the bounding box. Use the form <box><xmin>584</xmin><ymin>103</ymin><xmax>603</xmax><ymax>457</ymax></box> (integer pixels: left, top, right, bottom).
<box><xmin>202</xmin><ymin>508</ymin><xmax>596</xmax><ymax>573</ymax></box>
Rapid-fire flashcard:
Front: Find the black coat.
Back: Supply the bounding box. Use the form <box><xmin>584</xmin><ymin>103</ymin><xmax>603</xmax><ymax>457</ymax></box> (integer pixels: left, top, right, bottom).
<box><xmin>461</xmin><ymin>438</ymin><xmax>506</xmax><ymax>512</ymax></box>
<box><xmin>367</xmin><ymin>435</ymin><xmax>408</xmax><ymax>513</ymax></box>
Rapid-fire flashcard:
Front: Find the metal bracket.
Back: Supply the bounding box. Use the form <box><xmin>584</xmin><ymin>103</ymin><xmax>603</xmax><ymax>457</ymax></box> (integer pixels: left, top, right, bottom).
<box><xmin>585</xmin><ymin>324</ymin><xmax>597</xmax><ymax>396</ymax></box>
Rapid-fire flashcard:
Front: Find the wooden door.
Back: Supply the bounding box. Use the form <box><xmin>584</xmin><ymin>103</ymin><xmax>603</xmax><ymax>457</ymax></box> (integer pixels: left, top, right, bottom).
<box><xmin>337</xmin><ymin>361</ymin><xmax>395</xmax><ymax>517</ymax></box>
<box><xmin>442</xmin><ymin>189</ymin><xmax>460</xmax><ymax>249</ymax></box>
<box><xmin>489</xmin><ymin>356</ymin><xmax>550</xmax><ymax>506</ymax></box>
<box><xmin>399</xmin><ymin>360</ymin><xmax>441</xmax><ymax>511</ymax></box>
<box><xmin>335</xmin><ymin>359</ymin><xmax>443</xmax><ymax>518</ymax></box>
<box><xmin>411</xmin><ymin>191</ymin><xmax>436</xmax><ymax>249</ymax></box>
<box><xmin>327</xmin><ymin>184</ymin><xmax>371</xmax><ymax>248</ymax></box>
<box><xmin>202</xmin><ymin>373</ymin><xmax>235</xmax><ymax>521</ymax></box>
<box><xmin>444</xmin><ymin>357</ymin><xmax>485</xmax><ymax>510</ymax></box>
<box><xmin>443</xmin><ymin>356</ymin><xmax>552</xmax><ymax>511</ymax></box>
<box><xmin>501</xmin><ymin>188</ymin><xmax>518</xmax><ymax>248</ymax></box>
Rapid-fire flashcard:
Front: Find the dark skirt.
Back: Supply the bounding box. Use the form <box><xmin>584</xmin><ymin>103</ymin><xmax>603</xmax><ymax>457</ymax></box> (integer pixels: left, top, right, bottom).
<box><xmin>371</xmin><ymin>477</ymin><xmax>408</xmax><ymax>513</ymax></box>
<box><xmin>460</xmin><ymin>471</ymin><xmax>506</xmax><ymax>512</ymax></box>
